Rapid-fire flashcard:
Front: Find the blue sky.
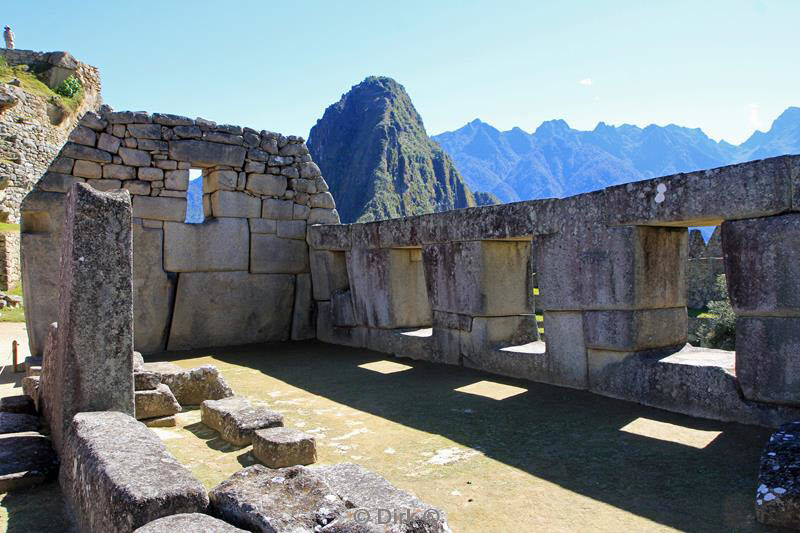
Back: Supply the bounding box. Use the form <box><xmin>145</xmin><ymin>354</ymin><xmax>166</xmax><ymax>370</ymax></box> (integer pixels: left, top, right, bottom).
<box><xmin>6</xmin><ymin>1</ymin><xmax>798</xmax><ymax>143</ymax></box>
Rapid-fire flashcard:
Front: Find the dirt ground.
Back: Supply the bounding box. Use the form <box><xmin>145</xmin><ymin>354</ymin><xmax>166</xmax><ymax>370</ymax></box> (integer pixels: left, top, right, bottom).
<box><xmin>0</xmin><ymin>329</ymin><xmax>781</xmax><ymax>532</ymax></box>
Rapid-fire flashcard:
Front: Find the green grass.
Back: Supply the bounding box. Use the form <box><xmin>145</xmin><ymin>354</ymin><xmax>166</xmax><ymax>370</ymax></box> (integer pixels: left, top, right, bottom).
<box><xmin>0</xmin><ymin>57</ymin><xmax>84</xmax><ymax>114</ymax></box>
<box><xmin>688</xmin><ymin>308</ymin><xmax>716</xmax><ymax>319</ymax></box>
<box><xmin>0</xmin><ymin>223</ymin><xmax>19</xmax><ymax>234</ymax></box>
<box><xmin>0</xmin><ymin>282</ymin><xmax>25</xmax><ymax>322</ymax></box>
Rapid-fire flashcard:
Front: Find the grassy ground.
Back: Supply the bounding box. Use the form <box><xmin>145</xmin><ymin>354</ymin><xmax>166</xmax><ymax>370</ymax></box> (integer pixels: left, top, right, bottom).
<box><xmin>0</xmin><ymin>57</ymin><xmax>83</xmax><ymax>114</ymax></box>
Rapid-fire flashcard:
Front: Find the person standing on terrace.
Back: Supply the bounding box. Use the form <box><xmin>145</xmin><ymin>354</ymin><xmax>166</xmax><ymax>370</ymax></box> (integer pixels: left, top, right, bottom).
<box><xmin>3</xmin><ymin>26</ymin><xmax>13</xmax><ymax>49</ymax></box>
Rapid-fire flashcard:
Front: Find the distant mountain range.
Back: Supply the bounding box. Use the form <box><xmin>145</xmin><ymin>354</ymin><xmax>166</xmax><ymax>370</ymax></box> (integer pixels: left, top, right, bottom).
<box><xmin>432</xmin><ymin>107</ymin><xmax>800</xmax><ymax>203</ymax></box>
<box><xmin>308</xmin><ymin>76</ymin><xmax>476</xmax><ymax>223</ymax></box>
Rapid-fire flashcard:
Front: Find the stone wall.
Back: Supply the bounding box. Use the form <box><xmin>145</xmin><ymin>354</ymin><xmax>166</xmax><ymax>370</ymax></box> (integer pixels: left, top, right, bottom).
<box><xmin>0</xmin><ymin>49</ymin><xmax>103</xmax><ymax>222</ymax></box>
<box><xmin>0</xmin><ymin>231</ymin><xmax>19</xmax><ymax>290</ymax></box>
<box><xmin>308</xmin><ymin>155</ymin><xmax>800</xmax><ymax>426</ymax></box>
<box><xmin>22</xmin><ymin>109</ymin><xmax>338</xmax><ymax>356</ymax></box>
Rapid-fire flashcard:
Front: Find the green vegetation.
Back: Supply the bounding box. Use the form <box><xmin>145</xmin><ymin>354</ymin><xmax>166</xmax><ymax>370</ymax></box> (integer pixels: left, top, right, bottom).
<box><xmin>55</xmin><ymin>75</ymin><xmax>81</xmax><ymax>98</ymax></box>
<box><xmin>0</xmin><ymin>57</ymin><xmax>84</xmax><ymax>114</ymax></box>
<box><xmin>0</xmin><ymin>282</ymin><xmax>25</xmax><ymax>323</ymax></box>
<box><xmin>693</xmin><ymin>274</ymin><xmax>736</xmax><ymax>350</ymax></box>
<box><xmin>0</xmin><ymin>223</ymin><xmax>19</xmax><ymax>234</ymax></box>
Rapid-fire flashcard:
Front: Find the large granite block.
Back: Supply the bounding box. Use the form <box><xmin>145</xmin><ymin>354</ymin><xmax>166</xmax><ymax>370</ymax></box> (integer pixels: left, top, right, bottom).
<box><xmin>135</xmin><ymin>384</ymin><xmax>181</xmax><ymax>420</ymax></box>
<box><xmin>252</xmin><ymin>427</ymin><xmax>316</xmax><ymax>468</ymax></box>
<box><xmin>250</xmin><ymin>234</ymin><xmax>309</xmax><ymax>274</ymax></box>
<box><xmin>540</xmin><ymin>311</ymin><xmax>589</xmax><ymax>389</ymax></box>
<box><xmin>583</xmin><ymin>308</ymin><xmax>688</xmax><ymax>351</ymax></box>
<box><xmin>291</xmin><ymin>273</ymin><xmax>315</xmax><ymax>340</ymax></box>
<box><xmin>210</xmin><ymin>191</ymin><xmax>261</xmax><ymax>218</ymax></box>
<box><xmin>537</xmin><ymin>225</ymin><xmax>686</xmax><ymax>311</ymax></box>
<box><xmin>169</xmin><ymin>140</ymin><xmax>247</xmax><ymax>168</ymax></box>
<box><xmin>135</xmin><ymin>514</ymin><xmax>247</xmax><ymax>532</ymax></box>
<box><xmin>132</xmin><ymin>195</ymin><xmax>187</xmax><ymax>222</ymax></box>
<box><xmin>61</xmin><ymin>412</ymin><xmax>208</xmax><ymax>532</ymax></box>
<box><xmin>163</xmin><ymin>218</ymin><xmax>249</xmax><ymax>272</ymax></box>
<box><xmin>722</xmin><ymin>213</ymin><xmax>800</xmax><ymax>315</ymax></box>
<box><xmin>0</xmin><ymin>432</ymin><xmax>59</xmax><ymax>493</ymax></box>
<box><xmin>309</xmin><ymin>250</ymin><xmax>349</xmax><ymax>301</ymax></box>
<box><xmin>40</xmin><ymin>184</ymin><xmax>134</xmax><ymax>453</ymax></box>
<box><xmin>133</xmin><ymin>223</ymin><xmax>176</xmax><ymax>354</ymax></box>
<box><xmin>736</xmin><ymin>316</ymin><xmax>800</xmax><ymax>405</ymax></box>
<box><xmin>168</xmin><ymin>271</ymin><xmax>295</xmax><ymax>350</ymax></box>
<box><xmin>152</xmin><ymin>365</ymin><xmax>234</xmax><ymax>405</ymax></box>
<box><xmin>201</xmin><ymin>396</ymin><xmax>284</xmax><ymax>446</ymax></box>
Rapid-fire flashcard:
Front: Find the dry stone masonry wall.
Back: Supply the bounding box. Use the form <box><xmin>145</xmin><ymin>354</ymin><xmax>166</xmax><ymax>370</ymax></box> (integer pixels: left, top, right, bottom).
<box><xmin>0</xmin><ymin>49</ymin><xmax>102</xmax><ymax>222</ymax></box>
<box><xmin>22</xmin><ymin>109</ymin><xmax>338</xmax><ymax>355</ymax></box>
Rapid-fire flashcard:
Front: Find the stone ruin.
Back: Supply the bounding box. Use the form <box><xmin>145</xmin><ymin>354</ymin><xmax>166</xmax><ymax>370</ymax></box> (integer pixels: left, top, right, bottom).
<box><xmin>8</xmin><ymin>108</ymin><xmax>800</xmax><ymax>530</ymax></box>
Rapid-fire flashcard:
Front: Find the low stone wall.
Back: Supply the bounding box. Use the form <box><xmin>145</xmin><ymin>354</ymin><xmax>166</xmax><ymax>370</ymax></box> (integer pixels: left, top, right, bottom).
<box><xmin>0</xmin><ymin>231</ymin><xmax>19</xmax><ymax>290</ymax></box>
<box><xmin>308</xmin><ymin>155</ymin><xmax>800</xmax><ymax>426</ymax></box>
<box><xmin>22</xmin><ymin>109</ymin><xmax>338</xmax><ymax>355</ymax></box>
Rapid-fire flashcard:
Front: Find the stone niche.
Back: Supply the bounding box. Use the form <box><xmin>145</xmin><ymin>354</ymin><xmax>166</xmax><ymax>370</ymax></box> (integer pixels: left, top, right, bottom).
<box><xmin>21</xmin><ymin>109</ymin><xmax>341</xmax><ymax>354</ymax></box>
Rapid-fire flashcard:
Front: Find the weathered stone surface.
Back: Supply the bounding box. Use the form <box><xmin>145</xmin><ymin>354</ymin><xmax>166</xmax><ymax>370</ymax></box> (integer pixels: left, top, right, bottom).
<box><xmin>310</xmin><ymin>250</ymin><xmax>350</xmax><ymax>301</ymax></box>
<box><xmin>292</xmin><ymin>273</ymin><xmax>315</xmax><ymax>340</ymax></box>
<box><xmin>135</xmin><ymin>513</ymin><xmax>247</xmax><ymax>532</ymax></box>
<box><xmin>310</xmin><ymin>192</ymin><xmax>336</xmax><ymax>209</ymax></box>
<box><xmin>0</xmin><ymin>395</ymin><xmax>36</xmax><ymax>415</ymax></box>
<box><xmin>722</xmin><ymin>213</ymin><xmax>800</xmax><ymax>315</ymax></box>
<box><xmin>61</xmin><ymin>412</ymin><xmax>209</xmax><ymax>532</ymax></box>
<box><xmin>168</xmin><ymin>272</ymin><xmax>295</xmax><ymax>350</ymax></box>
<box><xmin>262</xmin><ymin>198</ymin><xmax>294</xmax><ymax>219</ymax></box>
<box><xmin>252</xmin><ymin>427</ymin><xmax>317</xmax><ymax>468</ymax></box>
<box><xmin>308</xmin><ymin>207</ymin><xmax>340</xmax><ymax>225</ymax></box>
<box><xmin>315</xmin><ymin>463</ymin><xmax>449</xmax><ymax>533</ymax></box>
<box><xmin>155</xmin><ymin>365</ymin><xmax>235</xmax><ymax>406</ymax></box>
<box><xmin>423</xmin><ymin>240</ymin><xmax>531</xmax><ymax>317</ymax></box>
<box><xmin>153</xmin><ymin>113</ymin><xmax>194</xmax><ymax>126</ymax></box>
<box><xmin>348</xmin><ymin>248</ymin><xmax>432</xmax><ymax>329</ymax></box>
<box><xmin>61</xmin><ymin>142</ymin><xmax>112</xmax><ymax>163</ymax></box>
<box><xmin>0</xmin><ymin>432</ymin><xmax>59</xmax><ymax>493</ymax></box>
<box><xmin>210</xmin><ymin>191</ymin><xmax>261</xmax><ymax>218</ymax></box>
<box><xmin>201</xmin><ymin>396</ymin><xmax>284</xmax><ymax>446</ymax></box>
<box><xmin>133</xmin><ymin>351</ymin><xmax>144</xmax><ymax>372</ymax></box>
<box><xmin>128</xmin><ymin>123</ymin><xmax>162</xmax><ymax>139</ymax></box>
<box><xmin>134</xmin><ymin>371</ymin><xmax>160</xmax><ymax>391</ymax></box>
<box><xmin>316</xmin><ymin>302</ymin><xmax>368</xmax><ymax>348</ymax></box>
<box><xmin>736</xmin><ymin>317</ymin><xmax>800</xmax><ymax>405</ymax></box>
<box><xmin>98</xmin><ymin>132</ymin><xmax>121</xmax><ymax>153</ymax></box>
<box><xmin>103</xmin><ymin>163</ymin><xmax>136</xmax><ymax>180</ymax></box>
<box><xmin>89</xmin><ymin>178</ymin><xmax>122</xmax><ymax>192</ymax></box>
<box><xmin>40</xmin><ymin>184</ymin><xmax>133</xmax><ymax>453</ymax></box>
<box><xmin>249</xmin><ymin>218</ymin><xmax>276</xmax><ymax>234</ymax></box>
<box><xmin>169</xmin><ymin>140</ymin><xmax>247</xmax><ymax>168</ymax></box>
<box><xmin>0</xmin><ymin>412</ymin><xmax>39</xmax><ymax>434</ymax></box>
<box><xmin>119</xmin><ymin>147</ymin><xmax>152</xmax><ymax>167</ymax></box>
<box><xmin>37</xmin><ymin>172</ymin><xmax>85</xmax><ymax>193</ymax></box>
<box><xmin>143</xmin><ymin>415</ymin><xmax>177</xmax><ymax>428</ymax></box>
<box><xmin>209</xmin><ymin>465</ymin><xmax>346</xmax><ymax>531</ymax></box>
<box><xmin>133</xmin><ymin>224</ymin><xmax>175</xmax><ymax>353</ymax></box>
<box><xmin>277</xmin><ymin>220</ymin><xmax>306</xmax><ymax>240</ymax></box>
<box><xmin>606</xmin><ymin>155</ymin><xmax>800</xmax><ymax>226</ymax></box>
<box><xmin>246</xmin><ymin>173</ymin><xmax>287</xmax><ymax>196</ymax></box>
<box><xmin>73</xmin><ymin>159</ymin><xmax>102</xmax><ymax>179</ymax></box>
<box><xmin>755</xmin><ymin>421</ymin><xmax>800</xmax><ymax>528</ymax></box>
<box><xmin>164</xmin><ymin>218</ymin><xmax>249</xmax><ymax>272</ymax></box>
<box><xmin>582</xmin><ymin>308</ymin><xmax>688</xmax><ymax>351</ymax></box>
<box><xmin>138</xmin><ymin>167</ymin><xmax>164</xmax><ymax>181</ymax></box>
<box><xmin>205</xmin><ymin>170</ymin><xmax>238</xmax><ymax>192</ymax></box>
<box><xmin>539</xmin><ymin>311</ymin><xmax>588</xmax><ymax>389</ymax></box>
<box><xmin>132</xmin><ymin>195</ymin><xmax>186</xmax><ymax>222</ymax></box>
<box><xmin>135</xmin><ymin>384</ymin><xmax>181</xmax><ymax>420</ymax></box>
<box><xmin>250</xmin><ymin>234</ymin><xmax>309</xmax><ymax>274</ymax></box>
<box><xmin>165</xmin><ymin>169</ymin><xmax>189</xmax><ymax>190</ymax></box>
<box><xmin>22</xmin><ymin>376</ymin><xmax>41</xmax><ymax>411</ymax></box>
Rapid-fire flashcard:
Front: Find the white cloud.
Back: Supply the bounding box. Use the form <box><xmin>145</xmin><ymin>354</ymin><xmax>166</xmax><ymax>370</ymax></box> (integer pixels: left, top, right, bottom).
<box><xmin>579</xmin><ymin>78</ymin><xmax>593</xmax><ymax>86</ymax></box>
<box><xmin>748</xmin><ymin>103</ymin><xmax>761</xmax><ymax>131</ymax></box>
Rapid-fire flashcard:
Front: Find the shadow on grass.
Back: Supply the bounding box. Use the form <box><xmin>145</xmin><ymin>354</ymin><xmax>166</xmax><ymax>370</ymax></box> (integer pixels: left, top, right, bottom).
<box><xmin>152</xmin><ymin>340</ymin><xmax>776</xmax><ymax>533</ymax></box>
<box><xmin>1</xmin><ymin>482</ymin><xmax>70</xmax><ymax>533</ymax></box>
<box><xmin>184</xmin><ymin>421</ymin><xmax>245</xmax><ymax>453</ymax></box>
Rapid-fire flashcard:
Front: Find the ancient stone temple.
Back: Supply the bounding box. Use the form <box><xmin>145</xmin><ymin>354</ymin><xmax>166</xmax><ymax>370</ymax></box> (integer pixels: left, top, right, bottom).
<box><xmin>12</xmin><ymin>108</ymin><xmax>800</xmax><ymax>530</ymax></box>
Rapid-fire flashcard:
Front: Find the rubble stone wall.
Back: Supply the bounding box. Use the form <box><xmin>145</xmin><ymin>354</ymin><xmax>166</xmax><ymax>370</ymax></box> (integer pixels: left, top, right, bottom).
<box><xmin>0</xmin><ymin>230</ymin><xmax>20</xmax><ymax>290</ymax></box>
<box><xmin>22</xmin><ymin>109</ymin><xmax>338</xmax><ymax>355</ymax></box>
<box><xmin>686</xmin><ymin>227</ymin><xmax>725</xmax><ymax>309</ymax></box>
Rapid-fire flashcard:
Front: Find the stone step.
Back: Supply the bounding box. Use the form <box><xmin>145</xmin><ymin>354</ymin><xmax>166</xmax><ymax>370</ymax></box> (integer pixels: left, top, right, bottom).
<box><xmin>0</xmin><ymin>431</ymin><xmax>59</xmax><ymax>492</ymax></box>
<box><xmin>0</xmin><ymin>395</ymin><xmax>36</xmax><ymax>416</ymax></box>
<box><xmin>135</xmin><ymin>384</ymin><xmax>181</xmax><ymax>420</ymax></box>
<box><xmin>201</xmin><ymin>396</ymin><xmax>283</xmax><ymax>447</ymax></box>
<box><xmin>252</xmin><ymin>427</ymin><xmax>316</xmax><ymax>468</ymax></box>
<box><xmin>134</xmin><ymin>513</ymin><xmax>247</xmax><ymax>532</ymax></box>
<box><xmin>0</xmin><ymin>412</ymin><xmax>39</xmax><ymax>434</ymax></box>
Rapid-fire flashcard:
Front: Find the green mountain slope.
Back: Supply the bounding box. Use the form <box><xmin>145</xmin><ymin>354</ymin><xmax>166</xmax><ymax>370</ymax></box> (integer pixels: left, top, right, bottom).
<box><xmin>308</xmin><ymin>76</ymin><xmax>476</xmax><ymax>223</ymax></box>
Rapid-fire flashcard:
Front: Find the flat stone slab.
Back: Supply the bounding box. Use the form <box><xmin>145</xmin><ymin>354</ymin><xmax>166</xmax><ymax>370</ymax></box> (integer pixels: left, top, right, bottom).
<box><xmin>135</xmin><ymin>513</ymin><xmax>247</xmax><ymax>532</ymax></box>
<box><xmin>61</xmin><ymin>411</ymin><xmax>209</xmax><ymax>532</ymax></box>
<box><xmin>157</xmin><ymin>365</ymin><xmax>234</xmax><ymax>406</ymax></box>
<box><xmin>142</xmin><ymin>415</ymin><xmax>177</xmax><ymax>428</ymax></box>
<box><xmin>209</xmin><ymin>465</ymin><xmax>346</xmax><ymax>532</ymax></box>
<box><xmin>0</xmin><ymin>395</ymin><xmax>37</xmax><ymax>415</ymax></box>
<box><xmin>134</xmin><ymin>371</ymin><xmax>161</xmax><ymax>391</ymax></box>
<box><xmin>0</xmin><ymin>412</ymin><xmax>39</xmax><ymax>434</ymax></box>
<box><xmin>756</xmin><ymin>420</ymin><xmax>800</xmax><ymax>528</ymax></box>
<box><xmin>252</xmin><ymin>427</ymin><xmax>317</xmax><ymax>468</ymax></box>
<box><xmin>0</xmin><ymin>432</ymin><xmax>59</xmax><ymax>493</ymax></box>
<box><xmin>201</xmin><ymin>396</ymin><xmax>284</xmax><ymax>446</ymax></box>
<box><xmin>135</xmin><ymin>384</ymin><xmax>182</xmax><ymax>420</ymax></box>
<box><xmin>315</xmin><ymin>463</ymin><xmax>450</xmax><ymax>532</ymax></box>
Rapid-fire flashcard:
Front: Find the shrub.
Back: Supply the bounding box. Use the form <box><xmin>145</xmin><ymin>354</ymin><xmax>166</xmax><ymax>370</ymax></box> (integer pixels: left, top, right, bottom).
<box><xmin>696</xmin><ymin>274</ymin><xmax>736</xmax><ymax>350</ymax></box>
<box><xmin>55</xmin><ymin>75</ymin><xmax>81</xmax><ymax>98</ymax></box>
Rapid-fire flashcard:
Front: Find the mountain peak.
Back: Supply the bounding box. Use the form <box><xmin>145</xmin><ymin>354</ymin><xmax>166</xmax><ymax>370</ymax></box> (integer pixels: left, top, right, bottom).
<box><xmin>534</xmin><ymin>119</ymin><xmax>571</xmax><ymax>137</ymax></box>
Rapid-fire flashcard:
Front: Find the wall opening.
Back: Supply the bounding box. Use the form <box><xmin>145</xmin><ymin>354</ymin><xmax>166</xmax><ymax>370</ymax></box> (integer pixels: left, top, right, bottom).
<box><xmin>686</xmin><ymin>226</ymin><xmax>731</xmax><ymax>351</ymax></box>
<box><xmin>184</xmin><ymin>169</ymin><xmax>204</xmax><ymax>224</ymax></box>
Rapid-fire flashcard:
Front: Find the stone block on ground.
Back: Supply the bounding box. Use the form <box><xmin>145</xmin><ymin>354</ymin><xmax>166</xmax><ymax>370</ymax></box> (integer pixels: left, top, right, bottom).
<box><xmin>143</xmin><ymin>415</ymin><xmax>177</xmax><ymax>428</ymax></box>
<box><xmin>0</xmin><ymin>412</ymin><xmax>39</xmax><ymax>434</ymax></box>
<box><xmin>201</xmin><ymin>396</ymin><xmax>284</xmax><ymax>446</ymax></box>
<box><xmin>0</xmin><ymin>432</ymin><xmax>59</xmax><ymax>493</ymax></box>
<box><xmin>156</xmin><ymin>365</ymin><xmax>235</xmax><ymax>405</ymax></box>
<box><xmin>252</xmin><ymin>427</ymin><xmax>317</xmax><ymax>468</ymax></box>
<box><xmin>135</xmin><ymin>513</ymin><xmax>247</xmax><ymax>532</ymax></box>
<box><xmin>168</xmin><ymin>272</ymin><xmax>295</xmax><ymax>351</ymax></box>
<box><xmin>755</xmin><ymin>420</ymin><xmax>800</xmax><ymax>528</ymax></box>
<box><xmin>0</xmin><ymin>395</ymin><xmax>36</xmax><ymax>415</ymax></box>
<box><xmin>135</xmin><ymin>384</ymin><xmax>182</xmax><ymax>420</ymax></box>
<box><xmin>209</xmin><ymin>465</ymin><xmax>346</xmax><ymax>532</ymax></box>
<box><xmin>40</xmin><ymin>183</ymin><xmax>134</xmax><ymax>453</ymax></box>
<box><xmin>60</xmin><ymin>411</ymin><xmax>208</xmax><ymax>532</ymax></box>
<box><xmin>315</xmin><ymin>463</ymin><xmax>450</xmax><ymax>533</ymax></box>
<box><xmin>134</xmin><ymin>371</ymin><xmax>161</xmax><ymax>391</ymax></box>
